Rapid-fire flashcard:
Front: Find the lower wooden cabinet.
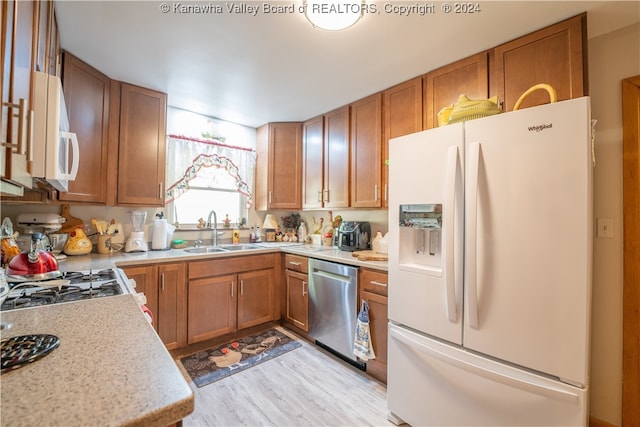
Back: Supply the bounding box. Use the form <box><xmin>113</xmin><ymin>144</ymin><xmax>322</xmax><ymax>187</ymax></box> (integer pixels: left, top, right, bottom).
<box><xmin>187</xmin><ymin>274</ymin><xmax>236</xmax><ymax>343</ymax></box>
<box><xmin>187</xmin><ymin>253</ymin><xmax>279</xmax><ymax>345</ymax></box>
<box><xmin>284</xmin><ymin>254</ymin><xmax>309</xmax><ymax>331</ymax></box>
<box><xmin>360</xmin><ymin>268</ymin><xmax>388</xmax><ymax>384</ymax></box>
<box><xmin>122</xmin><ymin>262</ymin><xmax>187</xmax><ymax>350</ymax></box>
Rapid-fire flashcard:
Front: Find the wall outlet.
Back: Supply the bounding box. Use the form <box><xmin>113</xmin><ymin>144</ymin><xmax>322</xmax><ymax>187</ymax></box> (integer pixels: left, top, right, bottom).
<box><xmin>597</xmin><ymin>217</ymin><xmax>614</xmax><ymax>238</ymax></box>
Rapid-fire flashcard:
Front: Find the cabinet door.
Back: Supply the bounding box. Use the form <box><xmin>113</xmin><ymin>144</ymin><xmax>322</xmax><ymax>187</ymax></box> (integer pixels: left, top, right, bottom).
<box><xmin>157</xmin><ymin>262</ymin><xmax>186</xmax><ymax>350</ymax></box>
<box><xmin>117</xmin><ymin>83</ymin><xmax>167</xmax><ymax>206</ymax></box>
<box><xmin>424</xmin><ymin>52</ymin><xmax>489</xmax><ymax>129</ymax></box>
<box><xmin>302</xmin><ymin>115</ymin><xmax>324</xmax><ymax>209</ymax></box>
<box><xmin>188</xmin><ymin>274</ymin><xmax>236</xmax><ymax>344</ymax></box>
<box><xmin>361</xmin><ymin>290</ymin><xmax>388</xmax><ymax>384</ymax></box>
<box><xmin>350</xmin><ymin>93</ymin><xmax>382</xmax><ymax>208</ymax></box>
<box><xmin>255</xmin><ymin>122</ymin><xmax>302</xmax><ymax>210</ymax></box>
<box><xmin>237</xmin><ymin>268</ymin><xmax>274</xmax><ymax>330</ymax></box>
<box><xmin>34</xmin><ymin>0</ymin><xmax>57</xmax><ymax>77</ymax></box>
<box><xmin>1</xmin><ymin>0</ymin><xmax>34</xmax><ymax>191</ymax></box>
<box><xmin>323</xmin><ymin>105</ymin><xmax>350</xmax><ymax>208</ymax></box>
<box><xmin>60</xmin><ymin>52</ymin><xmax>110</xmax><ymax>203</ymax></box>
<box><xmin>492</xmin><ymin>13</ymin><xmax>587</xmax><ymax>111</ymax></box>
<box><xmin>383</xmin><ymin>77</ymin><xmax>423</xmax><ymax>207</ymax></box>
<box><xmin>285</xmin><ymin>269</ymin><xmax>309</xmax><ymax>331</ymax></box>
<box><xmin>122</xmin><ymin>265</ymin><xmax>158</xmax><ymax>330</ymax></box>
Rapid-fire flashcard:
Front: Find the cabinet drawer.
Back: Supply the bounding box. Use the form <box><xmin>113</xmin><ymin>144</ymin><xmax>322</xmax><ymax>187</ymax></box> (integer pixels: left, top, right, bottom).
<box><xmin>360</xmin><ymin>268</ymin><xmax>388</xmax><ymax>297</ymax></box>
<box><xmin>189</xmin><ymin>253</ymin><xmax>276</xmax><ymax>279</ymax></box>
<box><xmin>284</xmin><ymin>254</ymin><xmax>308</xmax><ymax>273</ymax></box>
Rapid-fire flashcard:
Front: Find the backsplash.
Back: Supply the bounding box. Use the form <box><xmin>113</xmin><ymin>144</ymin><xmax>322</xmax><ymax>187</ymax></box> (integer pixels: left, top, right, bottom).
<box><xmin>1</xmin><ymin>204</ymin><xmax>389</xmax><ymax>247</ymax></box>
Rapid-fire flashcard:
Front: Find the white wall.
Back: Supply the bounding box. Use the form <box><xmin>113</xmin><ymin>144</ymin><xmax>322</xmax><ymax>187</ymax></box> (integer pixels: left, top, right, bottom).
<box><xmin>588</xmin><ymin>22</ymin><xmax>640</xmax><ymax>426</ymax></box>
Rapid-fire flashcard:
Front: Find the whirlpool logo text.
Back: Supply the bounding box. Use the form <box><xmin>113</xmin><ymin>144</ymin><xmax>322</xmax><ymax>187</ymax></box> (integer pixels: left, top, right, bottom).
<box><xmin>528</xmin><ymin>123</ymin><xmax>553</xmax><ymax>132</ymax></box>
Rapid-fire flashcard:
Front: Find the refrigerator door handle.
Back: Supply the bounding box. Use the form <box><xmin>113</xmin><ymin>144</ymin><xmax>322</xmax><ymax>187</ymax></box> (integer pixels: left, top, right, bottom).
<box><xmin>467</xmin><ymin>142</ymin><xmax>480</xmax><ymax>329</ymax></box>
<box><xmin>444</xmin><ymin>145</ymin><xmax>459</xmax><ymax>322</ymax></box>
<box><xmin>391</xmin><ymin>327</ymin><xmax>580</xmax><ymax>404</ymax></box>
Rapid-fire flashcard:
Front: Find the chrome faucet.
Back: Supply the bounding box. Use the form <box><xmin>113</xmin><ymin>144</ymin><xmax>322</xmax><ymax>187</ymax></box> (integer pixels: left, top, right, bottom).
<box><xmin>206</xmin><ymin>210</ymin><xmax>218</xmax><ymax>246</ymax></box>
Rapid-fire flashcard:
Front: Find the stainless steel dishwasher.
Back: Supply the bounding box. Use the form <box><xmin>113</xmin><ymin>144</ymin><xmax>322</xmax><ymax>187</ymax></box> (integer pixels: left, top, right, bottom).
<box><xmin>308</xmin><ymin>258</ymin><xmax>362</xmax><ymax>367</ymax></box>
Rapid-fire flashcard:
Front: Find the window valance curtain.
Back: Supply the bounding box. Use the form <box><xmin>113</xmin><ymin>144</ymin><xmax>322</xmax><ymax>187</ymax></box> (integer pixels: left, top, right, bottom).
<box><xmin>165</xmin><ymin>134</ymin><xmax>256</xmax><ymax>207</ymax></box>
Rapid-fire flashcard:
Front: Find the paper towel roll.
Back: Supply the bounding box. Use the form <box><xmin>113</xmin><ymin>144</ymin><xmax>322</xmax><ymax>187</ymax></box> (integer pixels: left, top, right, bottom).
<box><xmin>152</xmin><ymin>219</ymin><xmax>168</xmax><ymax>250</ymax></box>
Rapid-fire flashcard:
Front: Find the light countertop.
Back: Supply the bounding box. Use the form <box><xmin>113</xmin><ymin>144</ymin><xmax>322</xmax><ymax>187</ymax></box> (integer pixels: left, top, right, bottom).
<box><xmin>0</xmin><ymin>295</ymin><xmax>194</xmax><ymax>427</ymax></box>
<box><xmin>58</xmin><ymin>243</ymin><xmax>388</xmax><ymax>272</ymax></box>
<box><xmin>0</xmin><ymin>242</ymin><xmax>385</xmax><ymax>426</ymax></box>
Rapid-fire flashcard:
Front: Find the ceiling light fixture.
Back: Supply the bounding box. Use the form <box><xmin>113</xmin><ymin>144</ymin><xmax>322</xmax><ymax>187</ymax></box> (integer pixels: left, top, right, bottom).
<box><xmin>304</xmin><ymin>0</ymin><xmax>365</xmax><ymax>31</ymax></box>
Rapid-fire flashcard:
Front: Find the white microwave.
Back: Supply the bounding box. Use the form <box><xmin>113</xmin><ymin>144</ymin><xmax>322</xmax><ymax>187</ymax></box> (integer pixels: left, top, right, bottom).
<box><xmin>32</xmin><ymin>71</ymin><xmax>79</xmax><ymax>192</ymax></box>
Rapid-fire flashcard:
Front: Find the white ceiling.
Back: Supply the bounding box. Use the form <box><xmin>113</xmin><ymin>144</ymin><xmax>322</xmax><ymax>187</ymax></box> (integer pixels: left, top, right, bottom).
<box><xmin>55</xmin><ymin>1</ymin><xmax>639</xmax><ymax>128</ymax></box>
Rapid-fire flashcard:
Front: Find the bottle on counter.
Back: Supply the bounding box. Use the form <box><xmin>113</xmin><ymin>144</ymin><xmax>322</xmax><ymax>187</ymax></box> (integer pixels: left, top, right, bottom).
<box><xmin>232</xmin><ymin>225</ymin><xmax>240</xmax><ymax>244</ymax></box>
<box><xmin>297</xmin><ymin>222</ymin><xmax>307</xmax><ymax>244</ymax></box>
<box><xmin>255</xmin><ymin>226</ymin><xmax>262</xmax><ymax>242</ymax></box>
<box><xmin>249</xmin><ymin>227</ymin><xmax>256</xmax><ymax>243</ymax></box>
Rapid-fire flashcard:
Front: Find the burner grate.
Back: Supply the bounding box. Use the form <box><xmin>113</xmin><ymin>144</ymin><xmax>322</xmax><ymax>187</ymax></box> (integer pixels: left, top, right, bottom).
<box><xmin>1</xmin><ymin>334</ymin><xmax>60</xmax><ymax>372</ymax></box>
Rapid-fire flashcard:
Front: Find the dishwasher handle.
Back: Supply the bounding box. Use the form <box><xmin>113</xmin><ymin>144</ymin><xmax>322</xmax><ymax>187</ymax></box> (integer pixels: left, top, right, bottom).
<box><xmin>311</xmin><ymin>269</ymin><xmax>352</xmax><ymax>284</ymax></box>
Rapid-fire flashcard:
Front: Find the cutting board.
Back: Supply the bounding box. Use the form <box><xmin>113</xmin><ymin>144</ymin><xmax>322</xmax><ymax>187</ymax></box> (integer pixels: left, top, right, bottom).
<box><xmin>352</xmin><ymin>250</ymin><xmax>388</xmax><ymax>261</ymax></box>
<box><xmin>59</xmin><ymin>204</ymin><xmax>84</xmax><ymax>233</ymax></box>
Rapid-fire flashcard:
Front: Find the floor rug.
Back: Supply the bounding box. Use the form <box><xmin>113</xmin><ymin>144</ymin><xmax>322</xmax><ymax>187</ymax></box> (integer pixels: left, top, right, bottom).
<box><xmin>180</xmin><ymin>328</ymin><xmax>301</xmax><ymax>387</ymax></box>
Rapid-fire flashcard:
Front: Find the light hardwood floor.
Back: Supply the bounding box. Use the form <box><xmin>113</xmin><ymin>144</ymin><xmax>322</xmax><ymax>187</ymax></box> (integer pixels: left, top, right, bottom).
<box><xmin>177</xmin><ymin>327</ymin><xmax>395</xmax><ymax>427</ymax></box>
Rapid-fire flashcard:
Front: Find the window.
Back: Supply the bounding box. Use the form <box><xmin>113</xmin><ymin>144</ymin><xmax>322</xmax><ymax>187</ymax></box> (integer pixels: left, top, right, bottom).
<box><xmin>165</xmin><ymin>110</ymin><xmax>256</xmax><ymax>228</ymax></box>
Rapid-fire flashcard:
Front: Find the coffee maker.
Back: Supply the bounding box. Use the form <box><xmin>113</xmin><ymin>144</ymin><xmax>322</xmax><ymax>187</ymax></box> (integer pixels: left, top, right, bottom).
<box><xmin>336</xmin><ymin>221</ymin><xmax>372</xmax><ymax>252</ymax></box>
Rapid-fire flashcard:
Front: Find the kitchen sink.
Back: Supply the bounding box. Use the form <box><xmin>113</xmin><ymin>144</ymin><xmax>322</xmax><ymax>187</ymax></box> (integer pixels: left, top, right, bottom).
<box><xmin>183</xmin><ymin>244</ymin><xmax>265</xmax><ymax>254</ymax></box>
<box><xmin>183</xmin><ymin>247</ymin><xmax>228</xmax><ymax>254</ymax></box>
<box><xmin>217</xmin><ymin>244</ymin><xmax>264</xmax><ymax>251</ymax></box>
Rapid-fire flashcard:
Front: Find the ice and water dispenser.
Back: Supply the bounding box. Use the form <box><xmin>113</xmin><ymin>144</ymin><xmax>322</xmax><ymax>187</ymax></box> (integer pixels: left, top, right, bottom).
<box><xmin>398</xmin><ymin>204</ymin><xmax>442</xmax><ymax>274</ymax></box>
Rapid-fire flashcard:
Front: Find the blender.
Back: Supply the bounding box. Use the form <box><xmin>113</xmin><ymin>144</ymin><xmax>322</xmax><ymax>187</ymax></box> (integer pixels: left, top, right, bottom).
<box><xmin>125</xmin><ymin>211</ymin><xmax>149</xmax><ymax>253</ymax></box>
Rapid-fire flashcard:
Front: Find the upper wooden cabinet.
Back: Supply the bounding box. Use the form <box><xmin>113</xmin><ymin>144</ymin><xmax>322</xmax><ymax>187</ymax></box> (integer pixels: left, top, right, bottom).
<box><xmin>115</xmin><ymin>83</ymin><xmax>167</xmax><ymax>206</ymax></box>
<box><xmin>492</xmin><ymin>13</ymin><xmax>587</xmax><ymax>112</ymax></box>
<box><xmin>1</xmin><ymin>0</ymin><xmax>35</xmax><ymax>195</ymax></box>
<box><xmin>60</xmin><ymin>52</ymin><xmax>110</xmax><ymax>204</ymax></box>
<box><xmin>255</xmin><ymin>122</ymin><xmax>302</xmax><ymax>210</ymax></box>
<box><xmin>302</xmin><ymin>106</ymin><xmax>350</xmax><ymax>209</ymax></box>
<box><xmin>382</xmin><ymin>77</ymin><xmax>423</xmax><ymax>207</ymax></box>
<box><xmin>424</xmin><ymin>52</ymin><xmax>489</xmax><ymax>129</ymax></box>
<box><xmin>350</xmin><ymin>93</ymin><xmax>382</xmax><ymax>208</ymax></box>
<box><xmin>302</xmin><ymin>115</ymin><xmax>324</xmax><ymax>209</ymax></box>
<box><xmin>323</xmin><ymin>105</ymin><xmax>350</xmax><ymax>208</ymax></box>
<box><xmin>34</xmin><ymin>0</ymin><xmax>58</xmax><ymax>76</ymax></box>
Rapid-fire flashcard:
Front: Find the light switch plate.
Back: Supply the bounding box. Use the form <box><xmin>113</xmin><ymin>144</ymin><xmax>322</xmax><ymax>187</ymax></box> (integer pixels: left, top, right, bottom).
<box><xmin>597</xmin><ymin>217</ymin><xmax>614</xmax><ymax>238</ymax></box>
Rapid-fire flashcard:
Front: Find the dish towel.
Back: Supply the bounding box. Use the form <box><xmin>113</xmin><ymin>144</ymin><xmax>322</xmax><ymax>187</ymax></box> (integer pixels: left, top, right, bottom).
<box><xmin>353</xmin><ymin>300</ymin><xmax>376</xmax><ymax>361</ymax></box>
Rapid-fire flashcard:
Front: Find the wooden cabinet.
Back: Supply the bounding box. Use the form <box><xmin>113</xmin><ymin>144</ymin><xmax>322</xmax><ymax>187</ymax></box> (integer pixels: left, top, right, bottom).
<box><xmin>34</xmin><ymin>0</ymin><xmax>58</xmax><ymax>77</ymax></box>
<box><xmin>323</xmin><ymin>106</ymin><xmax>350</xmax><ymax>208</ymax></box>
<box><xmin>302</xmin><ymin>115</ymin><xmax>324</xmax><ymax>209</ymax></box>
<box><xmin>382</xmin><ymin>77</ymin><xmax>423</xmax><ymax>208</ymax></box>
<box><xmin>492</xmin><ymin>13</ymin><xmax>587</xmax><ymax>112</ymax></box>
<box><xmin>237</xmin><ymin>268</ymin><xmax>275</xmax><ymax>329</ymax></box>
<box><xmin>114</xmin><ymin>83</ymin><xmax>167</xmax><ymax>206</ymax></box>
<box><xmin>188</xmin><ymin>274</ymin><xmax>236</xmax><ymax>343</ymax></box>
<box><xmin>187</xmin><ymin>253</ymin><xmax>279</xmax><ymax>345</ymax></box>
<box><xmin>122</xmin><ymin>262</ymin><xmax>187</xmax><ymax>350</ymax></box>
<box><xmin>284</xmin><ymin>254</ymin><xmax>309</xmax><ymax>331</ymax></box>
<box><xmin>424</xmin><ymin>52</ymin><xmax>489</xmax><ymax>129</ymax></box>
<box><xmin>350</xmin><ymin>93</ymin><xmax>382</xmax><ymax>208</ymax></box>
<box><xmin>360</xmin><ymin>268</ymin><xmax>388</xmax><ymax>384</ymax></box>
<box><xmin>302</xmin><ymin>106</ymin><xmax>350</xmax><ymax>209</ymax></box>
<box><xmin>255</xmin><ymin>122</ymin><xmax>302</xmax><ymax>210</ymax></box>
<box><xmin>59</xmin><ymin>52</ymin><xmax>110</xmax><ymax>203</ymax></box>
<box><xmin>1</xmin><ymin>0</ymin><xmax>35</xmax><ymax>195</ymax></box>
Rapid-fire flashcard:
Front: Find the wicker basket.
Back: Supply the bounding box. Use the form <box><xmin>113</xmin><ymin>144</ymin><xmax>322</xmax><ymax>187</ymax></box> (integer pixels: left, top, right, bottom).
<box><xmin>438</xmin><ymin>94</ymin><xmax>502</xmax><ymax>126</ymax></box>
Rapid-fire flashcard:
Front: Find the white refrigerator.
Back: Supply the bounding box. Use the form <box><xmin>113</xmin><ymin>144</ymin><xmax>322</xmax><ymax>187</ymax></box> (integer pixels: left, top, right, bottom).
<box><xmin>387</xmin><ymin>97</ymin><xmax>593</xmax><ymax>426</ymax></box>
